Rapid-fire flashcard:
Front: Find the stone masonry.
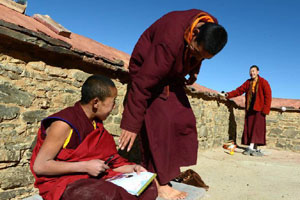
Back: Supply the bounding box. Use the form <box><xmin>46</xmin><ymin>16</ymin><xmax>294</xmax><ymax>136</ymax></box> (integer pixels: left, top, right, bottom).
<box><xmin>0</xmin><ymin>54</ymin><xmax>299</xmax><ymax>199</ymax></box>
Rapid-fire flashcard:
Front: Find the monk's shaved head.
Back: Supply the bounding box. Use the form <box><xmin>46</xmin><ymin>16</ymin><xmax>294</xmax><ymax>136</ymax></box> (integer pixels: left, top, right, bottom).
<box><xmin>80</xmin><ymin>75</ymin><xmax>115</xmax><ymax>104</ymax></box>
<box><xmin>195</xmin><ymin>23</ymin><xmax>227</xmax><ymax>55</ymax></box>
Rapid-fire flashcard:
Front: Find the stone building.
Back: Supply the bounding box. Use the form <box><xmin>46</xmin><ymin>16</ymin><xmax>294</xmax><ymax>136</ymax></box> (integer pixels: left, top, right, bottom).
<box><xmin>0</xmin><ymin>3</ymin><xmax>299</xmax><ymax>199</ymax></box>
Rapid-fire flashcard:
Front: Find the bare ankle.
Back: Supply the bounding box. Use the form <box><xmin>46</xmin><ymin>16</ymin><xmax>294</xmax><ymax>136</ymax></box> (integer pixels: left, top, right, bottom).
<box><xmin>155</xmin><ymin>179</ymin><xmax>187</xmax><ymax>200</ymax></box>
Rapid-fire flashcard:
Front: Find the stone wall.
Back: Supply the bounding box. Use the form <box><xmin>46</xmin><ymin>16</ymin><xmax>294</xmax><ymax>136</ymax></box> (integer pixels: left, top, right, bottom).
<box><xmin>0</xmin><ymin>54</ymin><xmax>299</xmax><ymax>199</ymax></box>
<box><xmin>234</xmin><ymin>109</ymin><xmax>300</xmax><ymax>151</ymax></box>
<box><xmin>188</xmin><ymin>92</ymin><xmax>300</xmax><ymax>152</ymax></box>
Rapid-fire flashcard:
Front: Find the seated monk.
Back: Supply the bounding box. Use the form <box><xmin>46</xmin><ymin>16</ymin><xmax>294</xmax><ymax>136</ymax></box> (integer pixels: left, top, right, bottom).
<box><xmin>30</xmin><ymin>75</ymin><xmax>158</xmax><ymax>200</ymax></box>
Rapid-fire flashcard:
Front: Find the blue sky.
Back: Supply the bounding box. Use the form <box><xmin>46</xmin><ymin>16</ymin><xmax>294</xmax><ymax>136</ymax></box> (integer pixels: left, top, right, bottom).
<box><xmin>26</xmin><ymin>0</ymin><xmax>300</xmax><ymax>99</ymax></box>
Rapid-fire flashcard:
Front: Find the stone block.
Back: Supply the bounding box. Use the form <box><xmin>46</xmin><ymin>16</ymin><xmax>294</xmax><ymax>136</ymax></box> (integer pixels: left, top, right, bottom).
<box><xmin>110</xmin><ymin>99</ymin><xmax>120</xmax><ymax>115</ymax></box>
<box><xmin>64</xmin><ymin>89</ymin><xmax>78</xmax><ymax>94</ymax></box>
<box><xmin>0</xmin><ymin>123</ymin><xmax>17</xmax><ymax>136</ymax></box>
<box><xmin>268</xmin><ymin>128</ymin><xmax>282</xmax><ymax>137</ymax></box>
<box><xmin>4</xmin><ymin>141</ymin><xmax>32</xmax><ymax>151</ymax></box>
<box><xmin>22</xmin><ymin>110</ymin><xmax>48</xmax><ymax>123</ymax></box>
<box><xmin>0</xmin><ymin>104</ymin><xmax>20</xmax><ymax>120</ymax></box>
<box><xmin>0</xmin><ymin>162</ymin><xmax>16</xmax><ymax>169</ymax></box>
<box><xmin>284</xmin><ymin>129</ymin><xmax>299</xmax><ymax>139</ymax></box>
<box><xmin>0</xmin><ymin>149</ymin><xmax>20</xmax><ymax>162</ymax></box>
<box><xmin>8</xmin><ymin>71</ymin><xmax>21</xmax><ymax>80</ymax></box>
<box><xmin>276</xmin><ymin>139</ymin><xmax>286</xmax><ymax>149</ymax></box>
<box><xmin>34</xmin><ymin>72</ymin><xmax>52</xmax><ymax>81</ymax></box>
<box><xmin>0</xmin><ymin>166</ymin><xmax>34</xmax><ymax>189</ymax></box>
<box><xmin>267</xmin><ymin>138</ymin><xmax>277</xmax><ymax>147</ymax></box>
<box><xmin>0</xmin><ymin>68</ymin><xmax>7</xmax><ymax>77</ymax></box>
<box><xmin>213</xmin><ymin>138</ymin><xmax>222</xmax><ymax>147</ymax></box>
<box><xmin>291</xmin><ymin>140</ymin><xmax>300</xmax><ymax>145</ymax></box>
<box><xmin>27</xmin><ymin>61</ymin><xmax>46</xmax><ymax>71</ymax></box>
<box><xmin>62</xmin><ymin>94</ymin><xmax>79</xmax><ymax>106</ymax></box>
<box><xmin>292</xmin><ymin>145</ymin><xmax>300</xmax><ymax>152</ymax></box>
<box><xmin>69</xmin><ymin>70</ymin><xmax>90</xmax><ymax>82</ymax></box>
<box><xmin>198</xmin><ymin>126</ymin><xmax>208</xmax><ymax>137</ymax></box>
<box><xmin>45</xmin><ymin>67</ymin><xmax>67</xmax><ymax>78</ymax></box>
<box><xmin>104</xmin><ymin>124</ymin><xmax>121</xmax><ymax>136</ymax></box>
<box><xmin>0</xmin><ymin>82</ymin><xmax>34</xmax><ymax>107</ymax></box>
<box><xmin>0</xmin><ymin>63</ymin><xmax>23</xmax><ymax>74</ymax></box>
<box><xmin>113</xmin><ymin>117</ymin><xmax>121</xmax><ymax>124</ymax></box>
<box><xmin>266</xmin><ymin>119</ymin><xmax>278</xmax><ymax>123</ymax></box>
<box><xmin>53</xmin><ymin>77</ymin><xmax>72</xmax><ymax>85</ymax></box>
<box><xmin>72</xmin><ymin>80</ymin><xmax>81</xmax><ymax>88</ymax></box>
<box><xmin>0</xmin><ymin>188</ymin><xmax>28</xmax><ymax>200</ymax></box>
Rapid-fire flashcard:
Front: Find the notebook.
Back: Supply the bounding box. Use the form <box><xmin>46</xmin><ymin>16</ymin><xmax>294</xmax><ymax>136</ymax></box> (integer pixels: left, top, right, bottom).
<box><xmin>106</xmin><ymin>171</ymin><xmax>156</xmax><ymax>196</ymax></box>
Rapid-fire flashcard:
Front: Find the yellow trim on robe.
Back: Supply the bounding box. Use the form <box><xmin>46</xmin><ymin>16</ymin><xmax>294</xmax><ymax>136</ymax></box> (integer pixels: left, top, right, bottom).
<box><xmin>63</xmin><ymin>121</ymin><xmax>97</xmax><ymax>149</ymax></box>
<box><xmin>252</xmin><ymin>79</ymin><xmax>257</xmax><ymax>93</ymax></box>
<box><xmin>92</xmin><ymin>121</ymin><xmax>97</xmax><ymax>129</ymax></box>
<box><xmin>63</xmin><ymin>129</ymin><xmax>73</xmax><ymax>149</ymax></box>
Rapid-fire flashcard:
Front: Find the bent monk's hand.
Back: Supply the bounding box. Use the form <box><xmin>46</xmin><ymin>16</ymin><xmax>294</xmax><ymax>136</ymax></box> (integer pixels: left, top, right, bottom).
<box><xmin>119</xmin><ymin>129</ymin><xmax>137</xmax><ymax>152</ymax></box>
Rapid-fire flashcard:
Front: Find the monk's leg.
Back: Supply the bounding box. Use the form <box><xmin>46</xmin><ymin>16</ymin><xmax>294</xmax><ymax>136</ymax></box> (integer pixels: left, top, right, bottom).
<box><xmin>61</xmin><ymin>178</ymin><xmax>137</xmax><ymax>200</ymax></box>
<box><xmin>140</xmin><ymin>126</ymin><xmax>186</xmax><ymax>200</ymax></box>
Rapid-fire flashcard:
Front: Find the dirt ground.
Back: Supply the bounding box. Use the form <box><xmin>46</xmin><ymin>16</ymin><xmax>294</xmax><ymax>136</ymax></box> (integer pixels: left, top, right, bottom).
<box><xmin>182</xmin><ymin>147</ymin><xmax>300</xmax><ymax>200</ymax></box>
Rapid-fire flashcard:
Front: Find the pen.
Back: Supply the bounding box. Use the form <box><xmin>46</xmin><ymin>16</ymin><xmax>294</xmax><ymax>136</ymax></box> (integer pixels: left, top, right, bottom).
<box><xmin>104</xmin><ymin>155</ymin><xmax>114</xmax><ymax>165</ymax></box>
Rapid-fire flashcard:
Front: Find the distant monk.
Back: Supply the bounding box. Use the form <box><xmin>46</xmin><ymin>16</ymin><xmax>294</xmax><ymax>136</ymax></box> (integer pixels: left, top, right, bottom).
<box><xmin>224</xmin><ymin>65</ymin><xmax>272</xmax><ymax>156</ymax></box>
<box><xmin>30</xmin><ymin>75</ymin><xmax>157</xmax><ymax>200</ymax></box>
<box><xmin>118</xmin><ymin>9</ymin><xmax>228</xmax><ymax>200</ymax></box>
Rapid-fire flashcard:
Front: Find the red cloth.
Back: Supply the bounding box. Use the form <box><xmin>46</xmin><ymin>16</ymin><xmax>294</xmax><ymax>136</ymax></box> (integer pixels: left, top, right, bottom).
<box><xmin>30</xmin><ymin>123</ymin><xmax>133</xmax><ymax>200</ymax></box>
<box><xmin>227</xmin><ymin>76</ymin><xmax>272</xmax><ymax>115</ymax></box>
<box><xmin>120</xmin><ymin>9</ymin><xmax>218</xmax><ymax>184</ymax></box>
<box><xmin>242</xmin><ymin>110</ymin><xmax>266</xmax><ymax>145</ymax></box>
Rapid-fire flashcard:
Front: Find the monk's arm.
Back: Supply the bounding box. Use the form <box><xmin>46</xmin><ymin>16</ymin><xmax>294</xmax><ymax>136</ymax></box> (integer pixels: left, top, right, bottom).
<box><xmin>33</xmin><ymin>121</ymin><xmax>109</xmax><ymax>176</ymax></box>
<box><xmin>226</xmin><ymin>80</ymin><xmax>248</xmax><ymax>98</ymax></box>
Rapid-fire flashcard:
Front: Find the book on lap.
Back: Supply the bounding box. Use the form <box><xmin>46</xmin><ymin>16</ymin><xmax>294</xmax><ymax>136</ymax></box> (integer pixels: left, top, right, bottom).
<box><xmin>106</xmin><ymin>172</ymin><xmax>156</xmax><ymax>196</ymax></box>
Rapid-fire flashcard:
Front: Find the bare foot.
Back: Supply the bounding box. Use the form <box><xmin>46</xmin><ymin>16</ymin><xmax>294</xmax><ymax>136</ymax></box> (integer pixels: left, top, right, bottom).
<box><xmin>155</xmin><ymin>179</ymin><xmax>187</xmax><ymax>200</ymax></box>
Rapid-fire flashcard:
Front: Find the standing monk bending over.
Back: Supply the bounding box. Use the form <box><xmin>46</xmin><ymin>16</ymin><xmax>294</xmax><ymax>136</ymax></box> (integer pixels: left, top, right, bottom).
<box><xmin>118</xmin><ymin>9</ymin><xmax>228</xmax><ymax>200</ymax></box>
<box><xmin>30</xmin><ymin>75</ymin><xmax>157</xmax><ymax>200</ymax></box>
<box><xmin>224</xmin><ymin>65</ymin><xmax>272</xmax><ymax>156</ymax></box>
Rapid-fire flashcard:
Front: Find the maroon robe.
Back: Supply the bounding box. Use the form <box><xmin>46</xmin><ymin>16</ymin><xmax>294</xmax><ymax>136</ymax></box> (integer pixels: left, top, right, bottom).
<box><xmin>120</xmin><ymin>9</ymin><xmax>218</xmax><ymax>184</ymax></box>
<box><xmin>227</xmin><ymin>76</ymin><xmax>272</xmax><ymax>145</ymax></box>
<box><xmin>242</xmin><ymin>110</ymin><xmax>266</xmax><ymax>145</ymax></box>
<box><xmin>30</xmin><ymin>102</ymin><xmax>157</xmax><ymax>200</ymax></box>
